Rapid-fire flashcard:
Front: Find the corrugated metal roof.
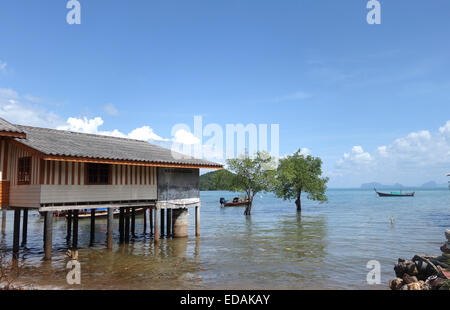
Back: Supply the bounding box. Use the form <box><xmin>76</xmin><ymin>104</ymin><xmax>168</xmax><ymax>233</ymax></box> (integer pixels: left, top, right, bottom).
<box><xmin>14</xmin><ymin>125</ymin><xmax>222</xmax><ymax>168</ymax></box>
<box><xmin>0</xmin><ymin>117</ymin><xmax>25</xmax><ymax>134</ymax></box>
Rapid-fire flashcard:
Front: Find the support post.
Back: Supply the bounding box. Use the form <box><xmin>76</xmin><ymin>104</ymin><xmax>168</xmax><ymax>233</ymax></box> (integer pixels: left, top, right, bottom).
<box><xmin>72</xmin><ymin>209</ymin><xmax>79</xmax><ymax>250</ymax></box>
<box><xmin>22</xmin><ymin>209</ymin><xmax>28</xmax><ymax>245</ymax></box>
<box><xmin>149</xmin><ymin>208</ymin><xmax>153</xmax><ymax>236</ymax></box>
<box><xmin>107</xmin><ymin>207</ymin><xmax>113</xmax><ymax>250</ymax></box>
<box><xmin>1</xmin><ymin>209</ymin><xmax>6</xmax><ymax>234</ymax></box>
<box><xmin>119</xmin><ymin>207</ymin><xmax>124</xmax><ymax>243</ymax></box>
<box><xmin>66</xmin><ymin>210</ymin><xmax>72</xmax><ymax>242</ymax></box>
<box><xmin>90</xmin><ymin>209</ymin><xmax>95</xmax><ymax>245</ymax></box>
<box><xmin>131</xmin><ymin>208</ymin><xmax>135</xmax><ymax>237</ymax></box>
<box><xmin>154</xmin><ymin>207</ymin><xmax>160</xmax><ymax>243</ymax></box>
<box><xmin>44</xmin><ymin>211</ymin><xmax>53</xmax><ymax>260</ymax></box>
<box><xmin>160</xmin><ymin>208</ymin><xmax>165</xmax><ymax>238</ymax></box>
<box><xmin>124</xmin><ymin>207</ymin><xmax>130</xmax><ymax>243</ymax></box>
<box><xmin>13</xmin><ymin>209</ymin><xmax>21</xmax><ymax>259</ymax></box>
<box><xmin>195</xmin><ymin>206</ymin><xmax>200</xmax><ymax>237</ymax></box>
<box><xmin>143</xmin><ymin>207</ymin><xmax>147</xmax><ymax>234</ymax></box>
<box><xmin>166</xmin><ymin>208</ymin><xmax>172</xmax><ymax>237</ymax></box>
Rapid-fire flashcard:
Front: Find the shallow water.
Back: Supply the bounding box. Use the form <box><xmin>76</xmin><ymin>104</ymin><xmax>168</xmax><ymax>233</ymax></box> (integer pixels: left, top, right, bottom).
<box><xmin>1</xmin><ymin>189</ymin><xmax>449</xmax><ymax>289</ymax></box>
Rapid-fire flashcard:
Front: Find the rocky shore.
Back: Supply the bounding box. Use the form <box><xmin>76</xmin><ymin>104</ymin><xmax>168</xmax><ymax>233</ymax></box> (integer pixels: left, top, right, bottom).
<box><xmin>389</xmin><ymin>229</ymin><xmax>450</xmax><ymax>290</ymax></box>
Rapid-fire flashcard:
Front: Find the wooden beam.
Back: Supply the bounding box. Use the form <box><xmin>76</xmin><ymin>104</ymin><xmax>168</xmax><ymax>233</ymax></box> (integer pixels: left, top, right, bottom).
<box><xmin>107</xmin><ymin>207</ymin><xmax>113</xmax><ymax>250</ymax></box>
<box><xmin>13</xmin><ymin>209</ymin><xmax>20</xmax><ymax>259</ymax></box>
<box><xmin>195</xmin><ymin>206</ymin><xmax>200</xmax><ymax>237</ymax></box>
<box><xmin>0</xmin><ymin>131</ymin><xmax>26</xmax><ymax>139</ymax></box>
<box><xmin>72</xmin><ymin>210</ymin><xmax>79</xmax><ymax>250</ymax></box>
<box><xmin>160</xmin><ymin>209</ymin><xmax>165</xmax><ymax>238</ymax></box>
<box><xmin>44</xmin><ymin>211</ymin><xmax>53</xmax><ymax>260</ymax></box>
<box><xmin>90</xmin><ymin>209</ymin><xmax>95</xmax><ymax>245</ymax></box>
<box><xmin>43</xmin><ymin>155</ymin><xmax>223</xmax><ymax>170</ymax></box>
<box><xmin>66</xmin><ymin>210</ymin><xmax>72</xmax><ymax>242</ymax></box>
<box><xmin>119</xmin><ymin>207</ymin><xmax>124</xmax><ymax>243</ymax></box>
<box><xmin>131</xmin><ymin>207</ymin><xmax>135</xmax><ymax>237</ymax></box>
<box><xmin>22</xmin><ymin>209</ymin><xmax>28</xmax><ymax>245</ymax></box>
<box><xmin>124</xmin><ymin>207</ymin><xmax>130</xmax><ymax>243</ymax></box>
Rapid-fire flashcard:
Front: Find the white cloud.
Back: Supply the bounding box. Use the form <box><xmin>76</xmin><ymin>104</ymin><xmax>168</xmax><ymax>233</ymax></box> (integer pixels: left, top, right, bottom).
<box><xmin>0</xmin><ymin>88</ymin><xmax>62</xmax><ymax>127</ymax></box>
<box><xmin>57</xmin><ymin>116</ymin><xmax>166</xmax><ymax>142</ymax></box>
<box><xmin>173</xmin><ymin>129</ymin><xmax>201</xmax><ymax>145</ymax></box>
<box><xmin>300</xmin><ymin>147</ymin><xmax>311</xmax><ymax>156</ymax></box>
<box><xmin>0</xmin><ymin>61</ymin><xmax>7</xmax><ymax>73</ymax></box>
<box><xmin>128</xmin><ymin>126</ymin><xmax>165</xmax><ymax>141</ymax></box>
<box><xmin>102</xmin><ymin>103</ymin><xmax>119</xmax><ymax>116</ymax></box>
<box><xmin>333</xmin><ymin>121</ymin><xmax>450</xmax><ymax>186</ymax></box>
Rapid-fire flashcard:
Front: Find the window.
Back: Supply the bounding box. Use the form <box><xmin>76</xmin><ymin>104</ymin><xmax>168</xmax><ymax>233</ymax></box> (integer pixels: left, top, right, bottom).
<box><xmin>86</xmin><ymin>163</ymin><xmax>111</xmax><ymax>185</ymax></box>
<box><xmin>18</xmin><ymin>157</ymin><xmax>32</xmax><ymax>185</ymax></box>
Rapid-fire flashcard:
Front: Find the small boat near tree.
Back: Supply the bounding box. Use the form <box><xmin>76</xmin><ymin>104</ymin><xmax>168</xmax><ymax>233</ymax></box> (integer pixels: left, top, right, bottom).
<box><xmin>220</xmin><ymin>197</ymin><xmax>250</xmax><ymax>207</ymax></box>
<box><xmin>374</xmin><ymin>189</ymin><xmax>415</xmax><ymax>197</ymax></box>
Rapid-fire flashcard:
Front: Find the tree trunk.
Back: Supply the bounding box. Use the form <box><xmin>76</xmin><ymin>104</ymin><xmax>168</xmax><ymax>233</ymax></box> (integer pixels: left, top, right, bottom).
<box><xmin>295</xmin><ymin>191</ymin><xmax>302</xmax><ymax>212</ymax></box>
<box><xmin>244</xmin><ymin>193</ymin><xmax>253</xmax><ymax>215</ymax></box>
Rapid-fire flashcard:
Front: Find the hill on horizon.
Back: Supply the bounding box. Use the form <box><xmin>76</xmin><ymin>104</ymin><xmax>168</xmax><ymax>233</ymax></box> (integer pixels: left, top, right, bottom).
<box><xmin>361</xmin><ymin>181</ymin><xmax>448</xmax><ymax>189</ymax></box>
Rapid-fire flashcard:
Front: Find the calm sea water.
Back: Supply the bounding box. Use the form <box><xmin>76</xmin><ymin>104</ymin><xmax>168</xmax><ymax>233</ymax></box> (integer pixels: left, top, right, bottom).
<box><xmin>1</xmin><ymin>189</ymin><xmax>449</xmax><ymax>290</ymax></box>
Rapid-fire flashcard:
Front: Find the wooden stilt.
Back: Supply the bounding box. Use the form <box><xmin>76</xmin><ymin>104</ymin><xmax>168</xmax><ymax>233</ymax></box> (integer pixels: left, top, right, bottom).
<box><xmin>149</xmin><ymin>208</ymin><xmax>153</xmax><ymax>236</ymax></box>
<box><xmin>160</xmin><ymin>209</ymin><xmax>165</xmax><ymax>238</ymax></box>
<box><xmin>13</xmin><ymin>209</ymin><xmax>21</xmax><ymax>259</ymax></box>
<box><xmin>131</xmin><ymin>208</ymin><xmax>135</xmax><ymax>237</ymax></box>
<box><xmin>1</xmin><ymin>209</ymin><xmax>6</xmax><ymax>234</ymax></box>
<box><xmin>166</xmin><ymin>208</ymin><xmax>172</xmax><ymax>237</ymax></box>
<box><xmin>195</xmin><ymin>206</ymin><xmax>200</xmax><ymax>237</ymax></box>
<box><xmin>22</xmin><ymin>209</ymin><xmax>28</xmax><ymax>245</ymax></box>
<box><xmin>125</xmin><ymin>207</ymin><xmax>130</xmax><ymax>243</ymax></box>
<box><xmin>66</xmin><ymin>210</ymin><xmax>72</xmax><ymax>242</ymax></box>
<box><xmin>107</xmin><ymin>207</ymin><xmax>113</xmax><ymax>250</ymax></box>
<box><xmin>143</xmin><ymin>207</ymin><xmax>147</xmax><ymax>234</ymax></box>
<box><xmin>72</xmin><ymin>209</ymin><xmax>79</xmax><ymax>250</ymax></box>
<box><xmin>44</xmin><ymin>211</ymin><xmax>53</xmax><ymax>260</ymax></box>
<box><xmin>154</xmin><ymin>208</ymin><xmax>160</xmax><ymax>243</ymax></box>
<box><xmin>90</xmin><ymin>209</ymin><xmax>95</xmax><ymax>245</ymax></box>
<box><xmin>119</xmin><ymin>207</ymin><xmax>124</xmax><ymax>243</ymax></box>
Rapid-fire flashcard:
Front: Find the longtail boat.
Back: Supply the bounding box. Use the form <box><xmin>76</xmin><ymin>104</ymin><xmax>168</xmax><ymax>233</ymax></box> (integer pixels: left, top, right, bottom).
<box><xmin>220</xmin><ymin>197</ymin><xmax>249</xmax><ymax>207</ymax></box>
<box><xmin>374</xmin><ymin>189</ymin><xmax>415</xmax><ymax>197</ymax></box>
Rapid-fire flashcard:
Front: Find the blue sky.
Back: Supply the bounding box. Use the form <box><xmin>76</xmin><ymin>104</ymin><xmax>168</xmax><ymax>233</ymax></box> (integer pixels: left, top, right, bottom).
<box><xmin>0</xmin><ymin>0</ymin><xmax>449</xmax><ymax>187</ymax></box>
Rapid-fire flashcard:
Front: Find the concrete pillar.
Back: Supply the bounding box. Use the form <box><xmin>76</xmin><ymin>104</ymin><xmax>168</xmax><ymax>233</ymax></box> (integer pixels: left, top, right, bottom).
<box><xmin>160</xmin><ymin>209</ymin><xmax>165</xmax><ymax>238</ymax></box>
<box><xmin>22</xmin><ymin>209</ymin><xmax>28</xmax><ymax>245</ymax></box>
<box><xmin>90</xmin><ymin>209</ymin><xmax>95</xmax><ymax>245</ymax></box>
<box><xmin>166</xmin><ymin>208</ymin><xmax>172</xmax><ymax>237</ymax></box>
<box><xmin>119</xmin><ymin>207</ymin><xmax>124</xmax><ymax>243</ymax></box>
<box><xmin>143</xmin><ymin>207</ymin><xmax>147</xmax><ymax>234</ymax></box>
<box><xmin>1</xmin><ymin>209</ymin><xmax>6</xmax><ymax>234</ymax></box>
<box><xmin>72</xmin><ymin>209</ymin><xmax>79</xmax><ymax>250</ymax></box>
<box><xmin>172</xmin><ymin>208</ymin><xmax>188</xmax><ymax>238</ymax></box>
<box><xmin>125</xmin><ymin>207</ymin><xmax>130</xmax><ymax>243</ymax></box>
<box><xmin>107</xmin><ymin>207</ymin><xmax>113</xmax><ymax>250</ymax></box>
<box><xmin>195</xmin><ymin>206</ymin><xmax>200</xmax><ymax>237</ymax></box>
<box><xmin>154</xmin><ymin>207</ymin><xmax>160</xmax><ymax>243</ymax></box>
<box><xmin>44</xmin><ymin>211</ymin><xmax>53</xmax><ymax>260</ymax></box>
<box><xmin>13</xmin><ymin>209</ymin><xmax>21</xmax><ymax>259</ymax></box>
<box><xmin>149</xmin><ymin>208</ymin><xmax>153</xmax><ymax>236</ymax></box>
<box><xmin>66</xmin><ymin>210</ymin><xmax>72</xmax><ymax>242</ymax></box>
<box><xmin>131</xmin><ymin>208</ymin><xmax>135</xmax><ymax>236</ymax></box>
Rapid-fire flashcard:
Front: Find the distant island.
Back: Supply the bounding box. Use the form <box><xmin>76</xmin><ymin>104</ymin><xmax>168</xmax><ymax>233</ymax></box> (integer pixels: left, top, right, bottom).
<box><xmin>361</xmin><ymin>181</ymin><xmax>448</xmax><ymax>189</ymax></box>
<box><xmin>200</xmin><ymin>169</ymin><xmax>235</xmax><ymax>191</ymax></box>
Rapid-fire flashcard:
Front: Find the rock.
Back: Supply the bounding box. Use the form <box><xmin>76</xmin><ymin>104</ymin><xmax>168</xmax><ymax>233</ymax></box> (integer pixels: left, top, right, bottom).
<box><xmin>445</xmin><ymin>229</ymin><xmax>450</xmax><ymax>241</ymax></box>
<box><xmin>400</xmin><ymin>284</ymin><xmax>409</xmax><ymax>290</ymax></box>
<box><xmin>406</xmin><ymin>262</ymin><xmax>419</xmax><ymax>276</ymax></box>
<box><xmin>389</xmin><ymin>278</ymin><xmax>404</xmax><ymax>290</ymax></box>
<box><xmin>441</xmin><ymin>242</ymin><xmax>450</xmax><ymax>254</ymax></box>
<box><xmin>402</xmin><ymin>274</ymin><xmax>418</xmax><ymax>284</ymax></box>
<box><xmin>429</xmin><ymin>277</ymin><xmax>445</xmax><ymax>289</ymax></box>
<box><xmin>407</xmin><ymin>282</ymin><xmax>422</xmax><ymax>290</ymax></box>
<box><xmin>439</xmin><ymin>279</ymin><xmax>450</xmax><ymax>290</ymax></box>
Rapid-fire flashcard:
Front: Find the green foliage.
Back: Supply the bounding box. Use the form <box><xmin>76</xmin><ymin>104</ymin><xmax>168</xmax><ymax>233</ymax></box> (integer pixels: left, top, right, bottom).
<box><xmin>226</xmin><ymin>151</ymin><xmax>276</xmax><ymax>215</ymax></box>
<box><xmin>274</xmin><ymin>149</ymin><xmax>329</xmax><ymax>210</ymax></box>
<box><xmin>199</xmin><ymin>169</ymin><xmax>235</xmax><ymax>191</ymax></box>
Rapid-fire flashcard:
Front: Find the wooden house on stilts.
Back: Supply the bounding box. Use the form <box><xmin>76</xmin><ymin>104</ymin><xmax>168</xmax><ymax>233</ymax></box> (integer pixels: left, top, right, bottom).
<box><xmin>0</xmin><ymin>118</ymin><xmax>222</xmax><ymax>259</ymax></box>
